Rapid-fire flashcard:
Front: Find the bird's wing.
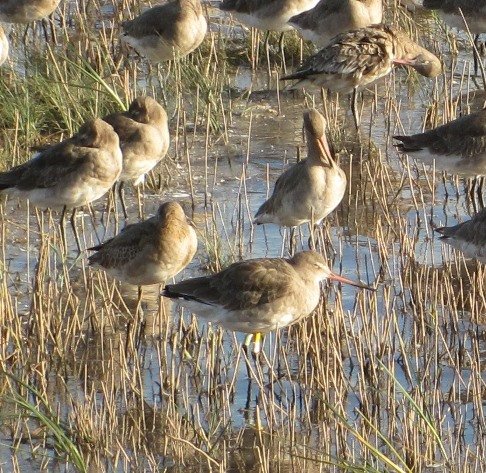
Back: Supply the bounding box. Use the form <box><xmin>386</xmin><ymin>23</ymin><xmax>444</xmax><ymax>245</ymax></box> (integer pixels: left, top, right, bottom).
<box><xmin>395</xmin><ymin>111</ymin><xmax>486</xmax><ymax>157</ymax></box>
<box><xmin>164</xmin><ymin>258</ymin><xmax>296</xmax><ymax>310</ymax></box>
<box><xmin>436</xmin><ymin>208</ymin><xmax>486</xmax><ymax>245</ymax></box>
<box><xmin>88</xmin><ymin>218</ymin><xmax>157</xmax><ymax>268</ymax></box>
<box><xmin>283</xmin><ymin>28</ymin><xmax>390</xmax><ymax>80</ymax></box>
<box><xmin>0</xmin><ymin>141</ymin><xmax>90</xmax><ymax>191</ymax></box>
<box><xmin>220</xmin><ymin>0</ymin><xmax>280</xmax><ymax>13</ymax></box>
<box><xmin>122</xmin><ymin>4</ymin><xmax>182</xmax><ymax>38</ymax></box>
<box><xmin>254</xmin><ymin>161</ymin><xmax>307</xmax><ymax>217</ymax></box>
<box><xmin>103</xmin><ymin>114</ymin><xmax>142</xmax><ymax>147</ymax></box>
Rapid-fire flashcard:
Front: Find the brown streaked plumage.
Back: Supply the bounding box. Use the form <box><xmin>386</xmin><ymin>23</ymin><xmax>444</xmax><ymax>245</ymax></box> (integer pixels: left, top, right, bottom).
<box><xmin>0</xmin><ymin>0</ymin><xmax>60</xmax><ymax>22</ymax></box>
<box><xmin>436</xmin><ymin>209</ymin><xmax>486</xmax><ymax>263</ymax></box>
<box><xmin>0</xmin><ymin>26</ymin><xmax>8</xmax><ymax>66</ymax></box>
<box><xmin>163</xmin><ymin>250</ymin><xmax>374</xmax><ymax>355</ymax></box>
<box><xmin>219</xmin><ymin>0</ymin><xmax>320</xmax><ymax>31</ymax></box>
<box><xmin>394</xmin><ymin>108</ymin><xmax>486</xmax><ymax>177</ymax></box>
<box><xmin>121</xmin><ymin>0</ymin><xmax>207</xmax><ymax>63</ymax></box>
<box><xmin>254</xmin><ymin>109</ymin><xmax>346</xmax><ymax>227</ymax></box>
<box><xmin>289</xmin><ymin>0</ymin><xmax>383</xmax><ymax>48</ymax></box>
<box><xmin>103</xmin><ymin>96</ymin><xmax>170</xmax><ymax>218</ymax></box>
<box><xmin>281</xmin><ymin>24</ymin><xmax>442</xmax><ymax>127</ymax></box>
<box><xmin>88</xmin><ymin>201</ymin><xmax>197</xmax><ymax>286</ymax></box>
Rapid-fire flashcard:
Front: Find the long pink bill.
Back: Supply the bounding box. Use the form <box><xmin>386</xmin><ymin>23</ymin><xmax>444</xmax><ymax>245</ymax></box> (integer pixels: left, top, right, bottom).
<box><xmin>328</xmin><ymin>271</ymin><xmax>376</xmax><ymax>291</ymax></box>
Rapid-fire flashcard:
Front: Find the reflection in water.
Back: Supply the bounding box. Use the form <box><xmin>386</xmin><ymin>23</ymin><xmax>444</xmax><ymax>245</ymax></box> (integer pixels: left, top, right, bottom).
<box><xmin>3</xmin><ymin>2</ymin><xmax>486</xmax><ymax>471</ymax></box>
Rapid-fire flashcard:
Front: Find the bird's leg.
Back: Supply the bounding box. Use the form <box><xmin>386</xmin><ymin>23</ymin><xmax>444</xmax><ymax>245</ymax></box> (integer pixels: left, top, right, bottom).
<box><xmin>279</xmin><ymin>32</ymin><xmax>287</xmax><ymax>74</ymax></box>
<box><xmin>253</xmin><ymin>332</ymin><xmax>263</xmax><ymax>355</ymax></box>
<box><xmin>351</xmin><ymin>88</ymin><xmax>360</xmax><ymax>130</ymax></box>
<box><xmin>308</xmin><ymin>224</ymin><xmax>317</xmax><ymax>251</ymax></box>
<box><xmin>118</xmin><ymin>181</ymin><xmax>128</xmax><ymax>220</ymax></box>
<box><xmin>135</xmin><ymin>286</ymin><xmax>146</xmax><ymax>349</ymax></box>
<box><xmin>137</xmin><ymin>182</ymin><xmax>144</xmax><ymax>220</ymax></box>
<box><xmin>136</xmin><ymin>285</ymin><xmax>144</xmax><ymax>318</ymax></box>
<box><xmin>474</xmin><ymin>34</ymin><xmax>482</xmax><ymax>76</ymax></box>
<box><xmin>70</xmin><ymin>207</ymin><xmax>82</xmax><ymax>254</ymax></box>
<box><xmin>41</xmin><ymin>18</ymin><xmax>50</xmax><ymax>43</ymax></box>
<box><xmin>289</xmin><ymin>227</ymin><xmax>296</xmax><ymax>255</ymax></box>
<box><xmin>60</xmin><ymin>205</ymin><xmax>68</xmax><ymax>253</ymax></box>
<box><xmin>264</xmin><ymin>30</ymin><xmax>271</xmax><ymax>77</ymax></box>
<box><xmin>243</xmin><ymin>333</ymin><xmax>254</xmax><ymax>379</ymax></box>
<box><xmin>22</xmin><ymin>24</ymin><xmax>29</xmax><ymax>45</ymax></box>
<box><xmin>477</xmin><ymin>176</ymin><xmax>485</xmax><ymax>209</ymax></box>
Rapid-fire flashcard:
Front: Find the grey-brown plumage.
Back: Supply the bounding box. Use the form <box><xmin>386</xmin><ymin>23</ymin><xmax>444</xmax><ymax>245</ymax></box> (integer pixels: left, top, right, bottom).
<box><xmin>394</xmin><ymin>109</ymin><xmax>486</xmax><ymax>176</ymax></box>
<box><xmin>163</xmin><ymin>250</ymin><xmax>373</xmax><ymax>336</ymax></box>
<box><xmin>121</xmin><ymin>0</ymin><xmax>207</xmax><ymax>63</ymax></box>
<box><xmin>436</xmin><ymin>209</ymin><xmax>486</xmax><ymax>262</ymax></box>
<box><xmin>423</xmin><ymin>0</ymin><xmax>486</xmax><ymax>73</ymax></box>
<box><xmin>254</xmin><ymin>108</ymin><xmax>346</xmax><ymax>227</ymax></box>
<box><xmin>88</xmin><ymin>201</ymin><xmax>197</xmax><ymax>286</ymax></box>
<box><xmin>103</xmin><ymin>96</ymin><xmax>170</xmax><ymax>185</ymax></box>
<box><xmin>219</xmin><ymin>0</ymin><xmax>320</xmax><ymax>31</ymax></box>
<box><xmin>423</xmin><ymin>0</ymin><xmax>486</xmax><ymax>33</ymax></box>
<box><xmin>0</xmin><ymin>118</ymin><xmax>122</xmax><ymax>209</ymax></box>
<box><xmin>0</xmin><ymin>0</ymin><xmax>60</xmax><ymax>22</ymax></box>
<box><xmin>289</xmin><ymin>0</ymin><xmax>383</xmax><ymax>48</ymax></box>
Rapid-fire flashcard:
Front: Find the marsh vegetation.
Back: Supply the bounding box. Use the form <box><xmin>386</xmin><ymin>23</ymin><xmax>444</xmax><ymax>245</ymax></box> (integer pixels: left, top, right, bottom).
<box><xmin>0</xmin><ymin>0</ymin><xmax>486</xmax><ymax>471</ymax></box>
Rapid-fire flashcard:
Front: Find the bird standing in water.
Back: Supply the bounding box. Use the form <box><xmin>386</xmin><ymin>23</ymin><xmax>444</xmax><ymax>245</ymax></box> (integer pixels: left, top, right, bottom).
<box><xmin>121</xmin><ymin>0</ymin><xmax>207</xmax><ymax>63</ymax></box>
<box><xmin>289</xmin><ymin>0</ymin><xmax>383</xmax><ymax>48</ymax></box>
<box><xmin>103</xmin><ymin>96</ymin><xmax>170</xmax><ymax>219</ymax></box>
<box><xmin>282</xmin><ymin>24</ymin><xmax>442</xmax><ymax>128</ymax></box>
<box><xmin>163</xmin><ymin>250</ymin><xmax>374</xmax><ymax>376</ymax></box>
<box><xmin>0</xmin><ymin>119</ymin><xmax>122</xmax><ymax>252</ymax></box>
<box><xmin>254</xmin><ymin>108</ymin><xmax>346</xmax><ymax>229</ymax></box>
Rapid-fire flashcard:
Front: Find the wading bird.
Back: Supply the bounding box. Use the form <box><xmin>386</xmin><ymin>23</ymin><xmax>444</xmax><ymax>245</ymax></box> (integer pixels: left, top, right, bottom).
<box><xmin>162</xmin><ymin>250</ymin><xmax>374</xmax><ymax>376</ymax></box>
<box><xmin>254</xmin><ymin>108</ymin><xmax>346</xmax><ymax>228</ymax></box>
<box><xmin>0</xmin><ymin>0</ymin><xmax>60</xmax><ymax>22</ymax></box>
<box><xmin>0</xmin><ymin>119</ymin><xmax>122</xmax><ymax>252</ymax></box>
<box><xmin>103</xmin><ymin>96</ymin><xmax>170</xmax><ymax>219</ymax></box>
<box><xmin>88</xmin><ymin>201</ymin><xmax>197</xmax><ymax>287</ymax></box>
<box><xmin>436</xmin><ymin>208</ymin><xmax>486</xmax><ymax>262</ymax></box>
<box><xmin>121</xmin><ymin>0</ymin><xmax>207</xmax><ymax>63</ymax></box>
<box><xmin>289</xmin><ymin>0</ymin><xmax>383</xmax><ymax>48</ymax></box>
<box><xmin>281</xmin><ymin>24</ymin><xmax>442</xmax><ymax>128</ymax></box>
<box><xmin>394</xmin><ymin>108</ymin><xmax>486</xmax><ymax>177</ymax></box>
<box><xmin>422</xmin><ymin>0</ymin><xmax>486</xmax><ymax>74</ymax></box>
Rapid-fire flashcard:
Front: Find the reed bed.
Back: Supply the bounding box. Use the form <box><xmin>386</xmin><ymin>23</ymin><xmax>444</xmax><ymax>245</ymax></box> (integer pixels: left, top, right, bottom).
<box><xmin>0</xmin><ymin>0</ymin><xmax>485</xmax><ymax>471</ymax></box>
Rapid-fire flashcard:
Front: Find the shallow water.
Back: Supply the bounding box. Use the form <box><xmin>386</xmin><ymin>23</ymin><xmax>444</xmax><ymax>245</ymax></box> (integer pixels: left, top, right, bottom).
<box><xmin>2</xmin><ymin>2</ymin><xmax>486</xmax><ymax>471</ymax></box>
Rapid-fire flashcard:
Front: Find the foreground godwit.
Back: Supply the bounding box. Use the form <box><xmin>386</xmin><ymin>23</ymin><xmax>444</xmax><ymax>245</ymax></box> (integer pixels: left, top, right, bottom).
<box><xmin>0</xmin><ymin>26</ymin><xmax>8</xmax><ymax>66</ymax></box>
<box><xmin>423</xmin><ymin>0</ymin><xmax>486</xmax><ymax>74</ymax></box>
<box><xmin>281</xmin><ymin>24</ymin><xmax>442</xmax><ymax>128</ymax></box>
<box><xmin>103</xmin><ymin>96</ymin><xmax>170</xmax><ymax>218</ymax></box>
<box><xmin>219</xmin><ymin>0</ymin><xmax>320</xmax><ymax>32</ymax></box>
<box><xmin>436</xmin><ymin>209</ymin><xmax>486</xmax><ymax>263</ymax></box>
<box><xmin>393</xmin><ymin>108</ymin><xmax>486</xmax><ymax>177</ymax></box>
<box><xmin>0</xmin><ymin>0</ymin><xmax>60</xmax><ymax>22</ymax></box>
<box><xmin>254</xmin><ymin>109</ymin><xmax>346</xmax><ymax>227</ymax></box>
<box><xmin>288</xmin><ymin>0</ymin><xmax>383</xmax><ymax>48</ymax></box>
<box><xmin>162</xmin><ymin>251</ymin><xmax>374</xmax><ymax>361</ymax></box>
<box><xmin>0</xmin><ymin>119</ymin><xmax>122</xmax><ymax>250</ymax></box>
<box><xmin>121</xmin><ymin>0</ymin><xmax>207</xmax><ymax>63</ymax></box>
<box><xmin>88</xmin><ymin>201</ymin><xmax>197</xmax><ymax>285</ymax></box>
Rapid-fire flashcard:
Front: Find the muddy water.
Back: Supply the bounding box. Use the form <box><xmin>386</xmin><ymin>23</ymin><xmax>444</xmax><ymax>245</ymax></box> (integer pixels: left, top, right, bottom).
<box><xmin>2</xmin><ymin>4</ymin><xmax>486</xmax><ymax>471</ymax></box>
